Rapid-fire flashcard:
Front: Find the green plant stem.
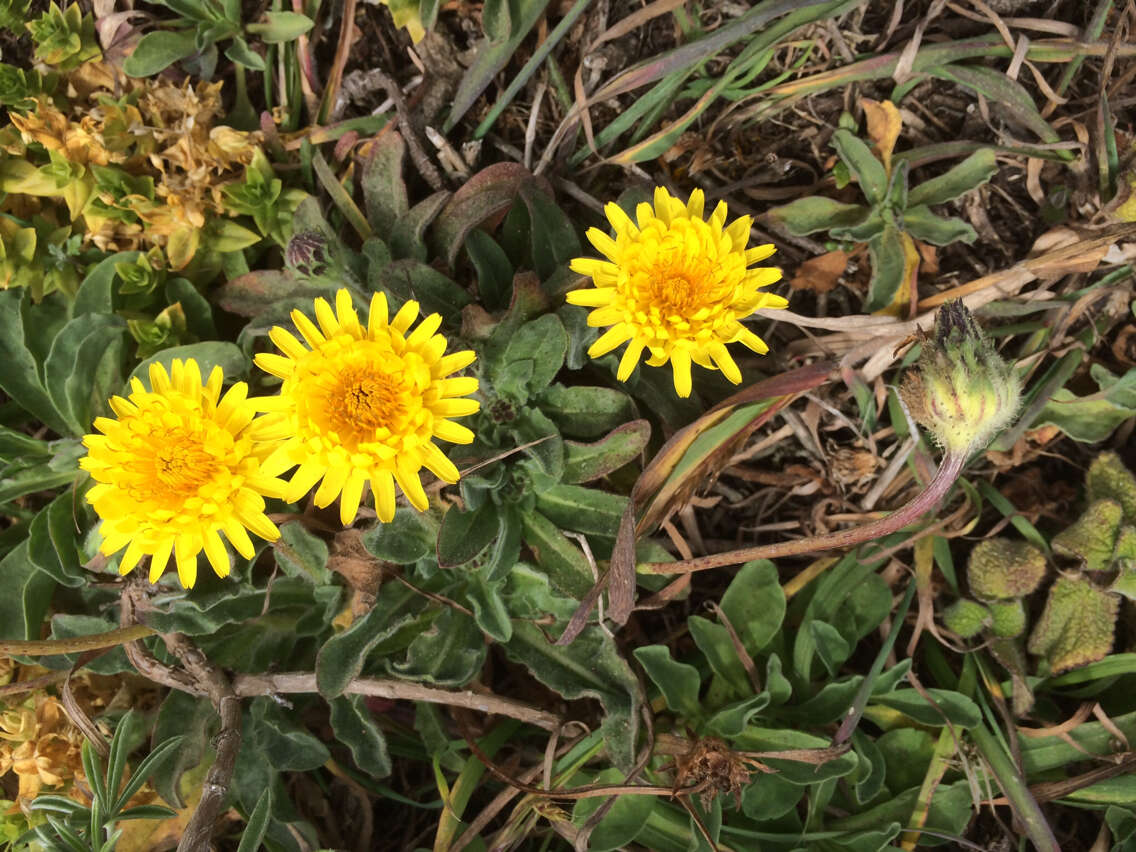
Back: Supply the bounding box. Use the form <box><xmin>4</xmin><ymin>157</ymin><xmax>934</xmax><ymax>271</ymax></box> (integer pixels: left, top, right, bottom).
<box><xmin>643</xmin><ymin>451</ymin><xmax>967</xmax><ymax>574</ymax></box>
<box><xmin>969</xmin><ymin>724</ymin><xmax>1060</xmax><ymax>852</ymax></box>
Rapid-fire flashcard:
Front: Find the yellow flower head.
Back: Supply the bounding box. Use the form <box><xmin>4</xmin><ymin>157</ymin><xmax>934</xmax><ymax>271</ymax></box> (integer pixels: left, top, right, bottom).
<box><xmin>567</xmin><ymin>187</ymin><xmax>787</xmax><ymax>397</ymax></box>
<box><xmin>80</xmin><ymin>359</ymin><xmax>287</xmax><ymax>589</ymax></box>
<box><xmin>252</xmin><ymin>289</ymin><xmax>480</xmax><ymax>525</ymax></box>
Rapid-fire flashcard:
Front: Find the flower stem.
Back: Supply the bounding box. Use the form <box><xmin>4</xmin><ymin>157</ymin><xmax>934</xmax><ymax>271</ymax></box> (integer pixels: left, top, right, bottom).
<box><xmin>642</xmin><ymin>451</ymin><xmax>967</xmax><ymax>575</ymax></box>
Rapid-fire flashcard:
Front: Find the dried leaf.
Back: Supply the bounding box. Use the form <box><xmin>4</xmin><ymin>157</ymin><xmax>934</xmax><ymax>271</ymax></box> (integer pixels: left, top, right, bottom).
<box><xmin>861</xmin><ymin>98</ymin><xmax>902</xmax><ymax>175</ymax></box>
<box><xmin>789</xmin><ymin>250</ymin><xmax>848</xmax><ymax>293</ymax></box>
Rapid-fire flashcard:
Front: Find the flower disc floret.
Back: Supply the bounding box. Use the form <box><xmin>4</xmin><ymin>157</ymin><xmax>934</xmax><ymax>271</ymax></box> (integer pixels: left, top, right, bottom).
<box><xmin>80</xmin><ymin>359</ymin><xmax>287</xmax><ymax>589</ymax></box>
<box><xmin>252</xmin><ymin>288</ymin><xmax>480</xmax><ymax>525</ymax></box>
<box><xmin>567</xmin><ymin>186</ymin><xmax>787</xmax><ymax>397</ymax></box>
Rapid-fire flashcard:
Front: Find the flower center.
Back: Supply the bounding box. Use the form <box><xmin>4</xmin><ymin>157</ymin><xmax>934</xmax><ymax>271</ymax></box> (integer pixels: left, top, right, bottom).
<box><xmin>328</xmin><ymin>366</ymin><xmax>408</xmax><ymax>437</ymax></box>
<box><xmin>296</xmin><ymin>338</ymin><xmax>431</xmax><ymax>451</ymax></box>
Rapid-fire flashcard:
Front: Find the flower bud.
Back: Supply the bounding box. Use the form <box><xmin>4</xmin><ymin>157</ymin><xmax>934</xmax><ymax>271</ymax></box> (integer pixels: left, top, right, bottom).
<box><xmin>942</xmin><ymin>598</ymin><xmax>989</xmax><ymax>638</ymax></box>
<box><xmin>285</xmin><ymin>230</ymin><xmax>329</xmax><ymax>276</ymax></box>
<box><xmin>988</xmin><ymin>599</ymin><xmax>1026</xmax><ymax>638</ymax></box>
<box><xmin>899</xmin><ymin>301</ymin><xmax>1020</xmax><ymax>455</ymax></box>
<box><xmin>967</xmin><ymin>537</ymin><xmax>1046</xmax><ymax>601</ymax></box>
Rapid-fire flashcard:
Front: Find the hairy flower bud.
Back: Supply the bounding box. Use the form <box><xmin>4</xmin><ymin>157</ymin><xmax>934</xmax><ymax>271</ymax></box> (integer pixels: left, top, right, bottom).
<box><xmin>967</xmin><ymin>537</ymin><xmax>1047</xmax><ymax>601</ymax></box>
<box><xmin>285</xmin><ymin>230</ymin><xmax>329</xmax><ymax>276</ymax></box>
<box><xmin>942</xmin><ymin>598</ymin><xmax>990</xmax><ymax>638</ymax></box>
<box><xmin>900</xmin><ymin>301</ymin><xmax>1021</xmax><ymax>455</ymax></box>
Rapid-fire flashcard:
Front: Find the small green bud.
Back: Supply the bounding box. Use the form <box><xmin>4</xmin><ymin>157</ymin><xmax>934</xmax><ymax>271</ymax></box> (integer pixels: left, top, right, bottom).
<box><xmin>942</xmin><ymin>598</ymin><xmax>990</xmax><ymax>638</ymax></box>
<box><xmin>988</xmin><ymin>599</ymin><xmax>1026</xmax><ymax>638</ymax></box>
<box><xmin>1086</xmin><ymin>452</ymin><xmax>1136</xmax><ymax>524</ymax></box>
<box><xmin>1052</xmin><ymin>499</ymin><xmax>1122</xmax><ymax>572</ymax></box>
<box><xmin>1028</xmin><ymin>575</ymin><xmax>1118</xmax><ymax>674</ymax></box>
<box><xmin>900</xmin><ymin>301</ymin><xmax>1021</xmax><ymax>455</ymax></box>
<box><xmin>966</xmin><ymin>538</ymin><xmax>1046</xmax><ymax>601</ymax></box>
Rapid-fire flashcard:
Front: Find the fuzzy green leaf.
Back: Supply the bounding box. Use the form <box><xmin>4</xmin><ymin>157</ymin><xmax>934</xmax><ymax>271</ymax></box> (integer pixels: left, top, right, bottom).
<box><xmin>902</xmin><ymin>205</ymin><xmax>977</xmax><ymax>246</ymax></box>
<box><xmin>633</xmin><ymin>645</ymin><xmax>702</xmax><ymax>719</ymax></box>
<box><xmin>766</xmin><ymin>196</ymin><xmax>868</xmax><ymax>236</ymax></box>
<box><xmin>1028</xmin><ymin>574</ymin><xmax>1119</xmax><ymax>674</ymax></box>
<box><xmin>329</xmin><ymin>695</ymin><xmax>391</xmax><ymax>778</ymax></box>
<box><xmin>719</xmin><ymin>560</ymin><xmax>785</xmax><ymax>656</ymax></box>
<box><xmin>832</xmin><ymin>129</ymin><xmax>888</xmax><ymax>205</ymax></box>
<box><xmin>907</xmin><ymin>148</ymin><xmax>998</xmax><ymax>206</ymax></box>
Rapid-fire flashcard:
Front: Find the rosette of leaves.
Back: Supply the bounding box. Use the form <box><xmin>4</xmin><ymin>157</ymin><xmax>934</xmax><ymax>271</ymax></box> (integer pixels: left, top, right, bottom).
<box><xmin>220</xmin><ymin>149</ymin><xmax>306</xmax><ymax>247</ymax></box>
<box><xmin>767</xmin><ymin>105</ymin><xmax>997</xmax><ymax>313</ymax></box>
<box><xmin>943</xmin><ymin>453</ymin><xmax>1136</xmax><ymax>679</ymax></box>
<box><xmin>0</xmin><ymin>63</ymin><xmax>55</xmax><ymax>110</ymax></box>
<box><xmin>25</xmin><ymin>3</ymin><xmax>101</xmax><ymax>71</ymax></box>
<box><xmin>123</xmin><ymin>0</ymin><xmax>314</xmax><ymax>77</ymax></box>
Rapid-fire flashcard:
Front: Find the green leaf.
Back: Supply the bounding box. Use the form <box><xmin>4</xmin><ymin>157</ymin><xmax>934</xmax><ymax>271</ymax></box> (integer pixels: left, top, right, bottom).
<box><xmin>74</xmin><ymin>251</ymin><xmax>140</xmax><ymax>316</ymax></box>
<box><xmin>633</xmin><ymin>645</ymin><xmax>702</xmax><ymax>719</ymax></box>
<box><xmin>533</xmin><ymin>484</ymin><xmax>626</xmax><ymax>539</ymax></box>
<box><xmin>123</xmin><ymin>29</ymin><xmax>200</xmax><ymax>76</ymax></box>
<box><xmin>863</xmin><ymin>224</ymin><xmax>906</xmax><ymax>313</ymax></box>
<box><xmin>224</xmin><ymin>35</ymin><xmax>266</xmax><ymax>71</ymax></box>
<box><xmin>361</xmin><ymin>133</ymin><xmax>409</xmax><ymax>234</ymax></box>
<box><xmin>28</xmin><ymin>492</ymin><xmax>86</xmax><ymax>588</ymax></box>
<box><xmin>876</xmin><ymin>728</ymin><xmax>936</xmax><ymax>795</ymax></box>
<box><xmin>464</xmin><ymin>228</ymin><xmax>513</xmax><ymax>311</ymax></box>
<box><xmin>809</xmin><ymin>620</ymin><xmax>852</xmax><ymax>677</ymax></box>
<box><xmin>571</xmin><ymin>767</ymin><xmax>654</xmax><ymax>852</ymax></box>
<box><xmin>329</xmin><ymin>695</ymin><xmax>391</xmax><ymax>778</ymax></box>
<box><xmin>44</xmin><ymin>313</ymin><xmax>126</xmax><ymax>435</ymax></box>
<box><xmin>362</xmin><ymin>507</ymin><xmax>435</xmax><ymax>564</ymax></box>
<box><xmin>389</xmin><ymin>191</ymin><xmax>449</xmax><ymax>260</ymax></box>
<box><xmin>273</xmin><ymin>522</ymin><xmax>331</xmax><ymax>584</ymax></box>
<box><xmin>116</xmin><ymin>732</ymin><xmax>183</xmax><ymax>814</ymax></box>
<box><xmin>504</xmin><ymin>619</ymin><xmax>639</xmax><ymax>769</ymax></box>
<box><xmin>481</xmin><ymin>0</ymin><xmax>511</xmax><ymax>41</ymax></box>
<box><xmin>928</xmin><ymin>64</ymin><xmax>1058</xmax><ymax>144</ymax></box>
<box><xmin>50</xmin><ymin>615</ymin><xmax>131</xmax><ymax>674</ymax></box>
<box><xmin>0</xmin><ymin>543</ymin><xmax>55</xmax><ymax>636</ymax></box>
<box><xmin>437</xmin><ymin>501</ymin><xmax>499</xmax><ymax>567</ymax></box>
<box><xmin>866</xmin><ymin>687</ymin><xmax>981</xmax><ymax>729</ymax></box>
<box><xmin>315</xmin><ymin>588</ymin><xmax>428</xmax><ymax>697</ymax></box>
<box><xmin>149</xmin><ymin>691</ymin><xmax>215</xmax><ymax>808</ymax></box>
<box><xmin>128</xmin><ymin>342</ymin><xmax>248</xmax><ymax>387</ymax></box>
<box><xmin>704</xmin><ymin>692</ymin><xmax>770</xmax><ymax>738</ymax></box>
<box><xmin>719</xmin><ymin>560</ymin><xmax>784</xmax><ymax>656</ymax></box>
<box><xmin>907</xmin><ymin>148</ymin><xmax>998</xmax><ymax>206</ymax></box>
<box><xmin>902</xmin><ymin>205</ymin><xmax>976</xmax><ymax>246</ymax></box>
<box><xmin>247</xmin><ymin>11</ymin><xmax>313</xmax><ymax>42</ymax></box>
<box><xmin>498</xmin><ymin>313</ymin><xmax>568</xmax><ymax>397</ymax></box>
<box><xmin>249</xmin><ymin>698</ymin><xmax>330</xmax><ymax>771</ymax></box>
<box><xmin>765</xmin><ymin>196</ymin><xmax>868</xmax><ymax>236</ymax></box>
<box><xmin>373</xmin><ymin>260</ymin><xmax>470</xmax><ymax>325</ymax></box>
<box><xmin>740</xmin><ymin>771</ymin><xmax>803</xmax><ymax>821</ymax></box>
<box><xmin>235</xmin><ymin>787</ymin><xmax>272</xmax><ymax>852</ymax></box>
<box><xmin>464</xmin><ymin>569</ymin><xmax>513</xmax><ymax>642</ymax></box>
<box><xmin>1028</xmin><ymin>574</ymin><xmax>1119</xmax><ymax>674</ymax></box>
<box><xmin>538</xmin><ymin>384</ymin><xmax>634</xmax><ymax>438</ymax></box>
<box><xmin>687</xmin><ymin>615</ymin><xmax>750</xmax><ymax>697</ymax></box>
<box><xmin>563</xmin><ymin>420</ymin><xmax>649</xmax><ymax>484</ymax></box>
<box><xmin>732</xmin><ymin>727</ymin><xmax>858</xmax><ymax>785</ymax></box>
<box><xmin>0</xmin><ymin>289</ymin><xmax>70</xmax><ymax>436</ymax></box>
<box><xmin>520</xmin><ymin>509</ymin><xmax>593</xmax><ymax>598</ymax></box>
<box><xmin>832</xmin><ymin>129</ymin><xmax>888</xmax><ymax>205</ymax></box>
<box><xmin>520</xmin><ymin>184</ymin><xmax>581</xmax><ymax>279</ymax></box>
<box><xmin>388</xmin><ymin>608</ymin><xmax>486</xmax><ymax>686</ymax></box>
<box><xmin>1035</xmin><ymin>364</ymin><xmax>1136</xmax><ymax>442</ymax></box>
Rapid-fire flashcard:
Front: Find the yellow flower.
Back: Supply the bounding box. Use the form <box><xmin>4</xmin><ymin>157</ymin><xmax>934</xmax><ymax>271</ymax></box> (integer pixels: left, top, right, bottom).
<box><xmin>567</xmin><ymin>187</ymin><xmax>787</xmax><ymax>397</ymax></box>
<box><xmin>80</xmin><ymin>359</ymin><xmax>286</xmax><ymax>588</ymax></box>
<box><xmin>252</xmin><ymin>289</ymin><xmax>480</xmax><ymax>525</ymax></box>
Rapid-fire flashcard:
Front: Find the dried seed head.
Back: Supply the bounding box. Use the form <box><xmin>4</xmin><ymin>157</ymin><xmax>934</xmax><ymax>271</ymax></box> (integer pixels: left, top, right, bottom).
<box><xmin>899</xmin><ymin>301</ymin><xmax>1021</xmax><ymax>455</ymax></box>
<box><xmin>967</xmin><ymin>537</ymin><xmax>1047</xmax><ymax>601</ymax></box>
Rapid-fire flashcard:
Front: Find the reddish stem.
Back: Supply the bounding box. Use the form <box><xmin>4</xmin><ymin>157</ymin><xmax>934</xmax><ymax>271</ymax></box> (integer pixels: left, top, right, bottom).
<box><xmin>642</xmin><ymin>452</ymin><xmax>968</xmax><ymax>575</ymax></box>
